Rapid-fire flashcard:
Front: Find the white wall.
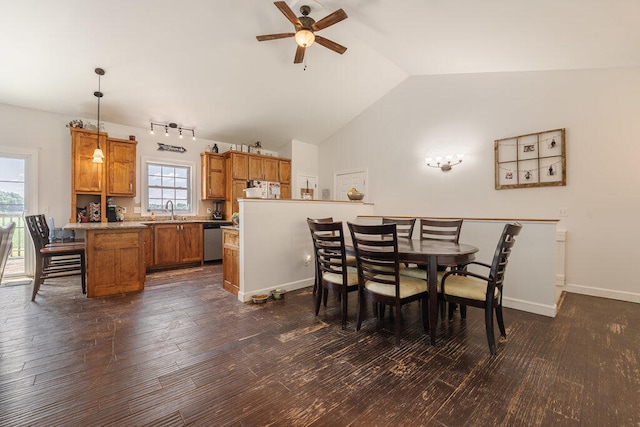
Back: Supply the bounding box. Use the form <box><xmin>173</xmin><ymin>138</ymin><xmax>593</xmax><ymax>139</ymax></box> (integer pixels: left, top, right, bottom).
<box><xmin>238</xmin><ymin>199</ymin><xmax>375</xmax><ymax>301</ymax></box>
<box><xmin>318</xmin><ymin>67</ymin><xmax>640</xmax><ymax>303</ymax></box>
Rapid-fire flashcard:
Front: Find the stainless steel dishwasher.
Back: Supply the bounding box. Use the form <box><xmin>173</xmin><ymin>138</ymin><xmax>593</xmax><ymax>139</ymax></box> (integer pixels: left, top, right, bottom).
<box><xmin>203</xmin><ymin>222</ymin><xmax>231</xmax><ymax>261</ymax></box>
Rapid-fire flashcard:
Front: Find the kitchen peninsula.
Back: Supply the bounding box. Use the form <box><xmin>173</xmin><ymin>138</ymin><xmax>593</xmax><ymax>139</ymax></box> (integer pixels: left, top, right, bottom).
<box><xmin>64</xmin><ymin>221</ymin><xmax>147</xmax><ymax>298</ymax></box>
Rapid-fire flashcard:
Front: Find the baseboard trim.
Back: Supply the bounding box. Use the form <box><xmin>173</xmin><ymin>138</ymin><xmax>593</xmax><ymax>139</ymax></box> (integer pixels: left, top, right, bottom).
<box><xmin>503</xmin><ymin>296</ymin><xmax>557</xmax><ymax>317</ymax></box>
<box><xmin>239</xmin><ymin>277</ymin><xmax>314</xmax><ymax>302</ymax></box>
<box><xmin>564</xmin><ymin>283</ymin><xmax>640</xmax><ymax>304</ymax></box>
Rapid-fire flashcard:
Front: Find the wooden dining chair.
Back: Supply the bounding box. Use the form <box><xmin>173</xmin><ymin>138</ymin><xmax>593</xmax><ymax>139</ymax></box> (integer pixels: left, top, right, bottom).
<box><xmin>347</xmin><ymin>222</ymin><xmax>429</xmax><ymax>345</ymax></box>
<box><xmin>439</xmin><ymin>222</ymin><xmax>522</xmax><ymax>354</ymax></box>
<box><xmin>398</xmin><ymin>219</ymin><xmax>464</xmax><ymax>315</ymax></box>
<box><xmin>25</xmin><ymin>215</ymin><xmax>87</xmax><ymax>301</ymax></box>
<box><xmin>307</xmin><ymin>217</ymin><xmax>356</xmax><ymax>296</ymax></box>
<box><xmin>381</xmin><ymin>217</ymin><xmax>416</xmax><ymax>239</ymax></box>
<box><xmin>0</xmin><ymin>222</ymin><xmax>16</xmax><ymax>283</ymax></box>
<box><xmin>308</xmin><ymin>219</ymin><xmax>359</xmax><ymax>329</ymax></box>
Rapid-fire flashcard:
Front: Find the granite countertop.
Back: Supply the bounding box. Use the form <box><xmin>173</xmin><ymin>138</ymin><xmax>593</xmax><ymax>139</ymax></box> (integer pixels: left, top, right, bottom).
<box><xmin>64</xmin><ymin>219</ymin><xmax>233</xmax><ymax>230</ymax></box>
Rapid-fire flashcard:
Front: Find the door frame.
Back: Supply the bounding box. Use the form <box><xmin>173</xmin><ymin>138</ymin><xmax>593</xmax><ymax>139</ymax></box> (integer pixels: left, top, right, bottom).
<box><xmin>0</xmin><ymin>145</ymin><xmax>39</xmax><ymax>277</ymax></box>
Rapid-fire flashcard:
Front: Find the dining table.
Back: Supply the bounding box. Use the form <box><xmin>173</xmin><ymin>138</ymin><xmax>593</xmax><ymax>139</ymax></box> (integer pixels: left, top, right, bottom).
<box><xmin>346</xmin><ymin>238</ymin><xmax>479</xmax><ymax>345</ymax></box>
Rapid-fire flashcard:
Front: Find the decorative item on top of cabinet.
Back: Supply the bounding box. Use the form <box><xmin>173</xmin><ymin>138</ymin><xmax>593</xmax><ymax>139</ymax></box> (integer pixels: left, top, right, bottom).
<box><xmin>201</xmin><ymin>152</ymin><xmax>226</xmax><ymax>200</ymax></box>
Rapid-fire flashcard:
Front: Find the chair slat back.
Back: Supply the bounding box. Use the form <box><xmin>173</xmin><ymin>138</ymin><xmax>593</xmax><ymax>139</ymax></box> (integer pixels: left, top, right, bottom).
<box><xmin>490</xmin><ymin>223</ymin><xmax>522</xmax><ymax>288</ymax></box>
<box><xmin>348</xmin><ymin>223</ymin><xmax>399</xmax><ymax>287</ymax></box>
<box><xmin>25</xmin><ymin>215</ymin><xmax>50</xmax><ymax>250</ymax></box>
<box><xmin>418</xmin><ymin>218</ymin><xmax>463</xmax><ymax>242</ymax></box>
<box><xmin>307</xmin><ymin>220</ymin><xmax>348</xmax><ymax>279</ymax></box>
<box><xmin>381</xmin><ymin>217</ymin><xmax>416</xmax><ymax>239</ymax></box>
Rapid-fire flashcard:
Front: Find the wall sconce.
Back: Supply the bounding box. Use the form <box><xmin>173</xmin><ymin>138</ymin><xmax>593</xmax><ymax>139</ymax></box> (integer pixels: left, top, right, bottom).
<box><xmin>426</xmin><ymin>154</ymin><xmax>464</xmax><ymax>171</ymax></box>
<box><xmin>150</xmin><ymin>122</ymin><xmax>196</xmax><ymax>140</ymax></box>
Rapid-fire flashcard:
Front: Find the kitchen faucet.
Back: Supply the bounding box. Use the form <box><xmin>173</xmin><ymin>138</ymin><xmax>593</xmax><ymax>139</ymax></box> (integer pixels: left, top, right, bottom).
<box><xmin>165</xmin><ymin>200</ymin><xmax>175</xmax><ymax>221</ymax></box>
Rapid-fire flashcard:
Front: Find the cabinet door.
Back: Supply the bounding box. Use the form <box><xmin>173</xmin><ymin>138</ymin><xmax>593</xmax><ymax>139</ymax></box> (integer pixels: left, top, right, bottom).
<box><xmin>230</xmin><ymin>153</ymin><xmax>248</xmax><ymax>180</ymax></box>
<box><xmin>153</xmin><ymin>224</ymin><xmax>180</xmax><ymax>265</ymax></box>
<box><xmin>278</xmin><ymin>160</ymin><xmax>291</xmax><ymax>184</ymax></box>
<box><xmin>280</xmin><ymin>183</ymin><xmax>291</xmax><ymax>200</ymax></box>
<box><xmin>107</xmin><ymin>139</ymin><xmax>136</xmax><ymax>196</ymax></box>
<box><xmin>263</xmin><ymin>158</ymin><xmax>279</xmax><ymax>182</ymax></box>
<box><xmin>201</xmin><ymin>153</ymin><xmax>225</xmax><ymax>199</ymax></box>
<box><xmin>143</xmin><ymin>226</ymin><xmax>154</xmax><ymax>269</ymax></box>
<box><xmin>72</xmin><ymin>130</ymin><xmax>105</xmax><ymax>193</ymax></box>
<box><xmin>229</xmin><ymin>179</ymin><xmax>246</xmax><ymax>219</ymax></box>
<box><xmin>248</xmin><ymin>156</ymin><xmax>263</xmax><ymax>181</ymax></box>
<box><xmin>222</xmin><ymin>230</ymin><xmax>239</xmax><ymax>296</ymax></box>
<box><xmin>87</xmin><ymin>230</ymin><xmax>145</xmax><ymax>297</ymax></box>
<box><xmin>179</xmin><ymin>223</ymin><xmax>203</xmax><ymax>263</ymax></box>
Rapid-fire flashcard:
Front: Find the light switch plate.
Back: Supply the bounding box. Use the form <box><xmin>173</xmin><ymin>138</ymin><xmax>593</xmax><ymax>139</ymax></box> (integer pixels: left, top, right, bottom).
<box><xmin>134</xmin><ymin>207</ymin><xmax>141</xmax><ymax>214</ymax></box>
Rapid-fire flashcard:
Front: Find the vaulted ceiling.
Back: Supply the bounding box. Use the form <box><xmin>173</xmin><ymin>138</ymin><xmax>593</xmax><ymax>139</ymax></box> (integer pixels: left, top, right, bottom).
<box><xmin>1</xmin><ymin>0</ymin><xmax>638</xmax><ymax>150</ymax></box>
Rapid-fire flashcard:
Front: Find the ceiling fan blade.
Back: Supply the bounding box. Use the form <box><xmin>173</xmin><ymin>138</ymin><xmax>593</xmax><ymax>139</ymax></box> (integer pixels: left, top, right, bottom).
<box><xmin>311</xmin><ymin>8</ymin><xmax>348</xmax><ymax>31</ymax></box>
<box><xmin>274</xmin><ymin>1</ymin><xmax>302</xmax><ymax>28</ymax></box>
<box><xmin>294</xmin><ymin>45</ymin><xmax>306</xmax><ymax>63</ymax></box>
<box><xmin>256</xmin><ymin>33</ymin><xmax>295</xmax><ymax>41</ymax></box>
<box><xmin>314</xmin><ymin>35</ymin><xmax>347</xmax><ymax>54</ymax></box>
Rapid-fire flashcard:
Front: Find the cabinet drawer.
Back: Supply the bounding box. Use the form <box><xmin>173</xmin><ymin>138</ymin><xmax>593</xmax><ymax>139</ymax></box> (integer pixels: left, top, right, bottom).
<box><xmin>223</xmin><ymin>230</ymin><xmax>239</xmax><ymax>248</ymax></box>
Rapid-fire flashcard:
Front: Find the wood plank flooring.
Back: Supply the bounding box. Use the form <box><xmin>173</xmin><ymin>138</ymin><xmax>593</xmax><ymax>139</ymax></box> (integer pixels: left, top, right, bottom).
<box><xmin>1</xmin><ymin>264</ymin><xmax>638</xmax><ymax>426</ymax></box>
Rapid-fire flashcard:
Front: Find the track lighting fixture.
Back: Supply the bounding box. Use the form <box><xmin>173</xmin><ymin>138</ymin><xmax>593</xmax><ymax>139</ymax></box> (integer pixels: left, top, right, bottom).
<box><xmin>150</xmin><ymin>122</ymin><xmax>196</xmax><ymax>140</ymax></box>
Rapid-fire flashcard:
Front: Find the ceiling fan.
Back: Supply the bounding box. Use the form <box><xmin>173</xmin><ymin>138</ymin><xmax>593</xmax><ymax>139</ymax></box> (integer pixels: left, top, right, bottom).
<box><xmin>256</xmin><ymin>1</ymin><xmax>348</xmax><ymax>64</ymax></box>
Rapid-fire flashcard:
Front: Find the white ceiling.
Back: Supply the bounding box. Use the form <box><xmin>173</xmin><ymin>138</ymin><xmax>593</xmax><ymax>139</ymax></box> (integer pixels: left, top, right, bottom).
<box><xmin>1</xmin><ymin>0</ymin><xmax>639</xmax><ymax>150</ymax></box>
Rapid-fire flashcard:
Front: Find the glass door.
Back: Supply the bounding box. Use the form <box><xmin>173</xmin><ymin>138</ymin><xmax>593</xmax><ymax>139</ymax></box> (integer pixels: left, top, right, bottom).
<box><xmin>0</xmin><ymin>155</ymin><xmax>26</xmax><ymax>277</ymax></box>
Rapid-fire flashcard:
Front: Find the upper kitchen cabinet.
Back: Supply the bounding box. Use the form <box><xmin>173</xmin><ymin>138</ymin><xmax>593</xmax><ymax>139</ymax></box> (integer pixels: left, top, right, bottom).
<box><xmin>229</xmin><ymin>152</ymin><xmax>248</xmax><ymax>180</ymax></box>
<box><xmin>69</xmin><ymin>128</ymin><xmax>137</xmax><ymax>222</ymax></box>
<box><xmin>278</xmin><ymin>159</ymin><xmax>291</xmax><ymax>184</ymax></box>
<box><xmin>201</xmin><ymin>152</ymin><xmax>225</xmax><ymax>200</ymax></box>
<box><xmin>71</xmin><ymin>128</ymin><xmax>106</xmax><ymax>193</ymax></box>
<box><xmin>107</xmin><ymin>137</ymin><xmax>136</xmax><ymax>197</ymax></box>
<box><xmin>248</xmin><ymin>155</ymin><xmax>278</xmax><ymax>181</ymax></box>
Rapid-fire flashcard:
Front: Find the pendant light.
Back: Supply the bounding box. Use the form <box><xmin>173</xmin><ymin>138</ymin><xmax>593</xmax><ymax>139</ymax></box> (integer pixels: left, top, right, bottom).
<box><xmin>92</xmin><ymin>67</ymin><xmax>105</xmax><ymax>163</ymax></box>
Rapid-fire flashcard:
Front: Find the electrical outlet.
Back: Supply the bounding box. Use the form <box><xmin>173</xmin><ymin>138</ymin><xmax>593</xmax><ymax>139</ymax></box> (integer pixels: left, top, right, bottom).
<box><xmin>305</xmin><ymin>254</ymin><xmax>312</xmax><ymax>266</ymax></box>
<box><xmin>558</xmin><ymin>207</ymin><xmax>568</xmax><ymax>217</ymax></box>
<box><xmin>121</xmin><ymin>207</ymin><xmax>127</xmax><ymax>214</ymax></box>
<box><xmin>134</xmin><ymin>207</ymin><xmax>141</xmax><ymax>214</ymax></box>
<box><xmin>207</xmin><ymin>208</ymin><xmax>212</xmax><ymax>214</ymax></box>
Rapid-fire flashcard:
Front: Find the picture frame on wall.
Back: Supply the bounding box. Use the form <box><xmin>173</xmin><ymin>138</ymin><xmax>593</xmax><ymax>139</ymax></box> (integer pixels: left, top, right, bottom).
<box><xmin>495</xmin><ymin>128</ymin><xmax>566</xmax><ymax>190</ymax></box>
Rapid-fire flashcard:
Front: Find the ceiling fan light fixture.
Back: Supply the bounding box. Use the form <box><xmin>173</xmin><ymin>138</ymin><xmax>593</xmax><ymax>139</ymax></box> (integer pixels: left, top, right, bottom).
<box><xmin>295</xmin><ymin>29</ymin><xmax>315</xmax><ymax>47</ymax></box>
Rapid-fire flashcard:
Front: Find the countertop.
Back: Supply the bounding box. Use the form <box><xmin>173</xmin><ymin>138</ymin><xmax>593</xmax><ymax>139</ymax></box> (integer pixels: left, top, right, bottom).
<box><xmin>64</xmin><ymin>219</ymin><xmax>233</xmax><ymax>230</ymax></box>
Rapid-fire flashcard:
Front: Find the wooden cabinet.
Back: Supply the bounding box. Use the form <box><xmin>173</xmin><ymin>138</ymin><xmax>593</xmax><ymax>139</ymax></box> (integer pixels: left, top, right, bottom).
<box><xmin>280</xmin><ymin>184</ymin><xmax>291</xmax><ymax>199</ymax></box>
<box><xmin>248</xmin><ymin>155</ymin><xmax>279</xmax><ymax>181</ymax></box>
<box><xmin>201</xmin><ymin>153</ymin><xmax>226</xmax><ymax>200</ymax></box>
<box><xmin>223</xmin><ymin>151</ymin><xmax>292</xmax><ymax>217</ymax></box>
<box><xmin>229</xmin><ymin>152</ymin><xmax>248</xmax><ymax>180</ymax></box>
<box><xmin>71</xmin><ymin>128</ymin><xmax>106</xmax><ymax>194</ymax></box>
<box><xmin>85</xmin><ymin>228</ymin><xmax>145</xmax><ymax>297</ymax></box>
<box><xmin>222</xmin><ymin>228</ymin><xmax>240</xmax><ymax>296</ymax></box>
<box><xmin>153</xmin><ymin>223</ymin><xmax>203</xmax><ymax>267</ymax></box>
<box><xmin>279</xmin><ymin>159</ymin><xmax>291</xmax><ymax>184</ymax></box>
<box><xmin>107</xmin><ymin>138</ymin><xmax>136</xmax><ymax>196</ymax></box>
<box><xmin>143</xmin><ymin>226</ymin><xmax>154</xmax><ymax>269</ymax></box>
<box><xmin>70</xmin><ymin>128</ymin><xmax>137</xmax><ymax>223</ymax></box>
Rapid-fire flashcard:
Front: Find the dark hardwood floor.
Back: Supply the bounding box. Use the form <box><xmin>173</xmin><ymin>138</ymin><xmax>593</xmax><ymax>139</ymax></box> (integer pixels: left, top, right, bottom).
<box><xmin>1</xmin><ymin>264</ymin><xmax>638</xmax><ymax>426</ymax></box>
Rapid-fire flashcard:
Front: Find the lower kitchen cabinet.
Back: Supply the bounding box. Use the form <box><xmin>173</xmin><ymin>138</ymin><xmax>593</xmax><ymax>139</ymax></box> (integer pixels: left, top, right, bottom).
<box><xmin>85</xmin><ymin>228</ymin><xmax>145</xmax><ymax>297</ymax></box>
<box><xmin>153</xmin><ymin>223</ymin><xmax>203</xmax><ymax>268</ymax></box>
<box><xmin>222</xmin><ymin>228</ymin><xmax>239</xmax><ymax>296</ymax></box>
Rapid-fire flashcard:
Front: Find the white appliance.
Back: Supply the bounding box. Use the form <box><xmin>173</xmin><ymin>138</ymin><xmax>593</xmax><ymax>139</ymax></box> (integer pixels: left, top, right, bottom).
<box><xmin>248</xmin><ymin>181</ymin><xmax>281</xmax><ymax>199</ymax></box>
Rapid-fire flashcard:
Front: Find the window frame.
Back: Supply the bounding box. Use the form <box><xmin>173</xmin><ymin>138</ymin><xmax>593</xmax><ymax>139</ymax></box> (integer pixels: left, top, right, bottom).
<box><xmin>143</xmin><ymin>157</ymin><xmax>196</xmax><ymax>216</ymax></box>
